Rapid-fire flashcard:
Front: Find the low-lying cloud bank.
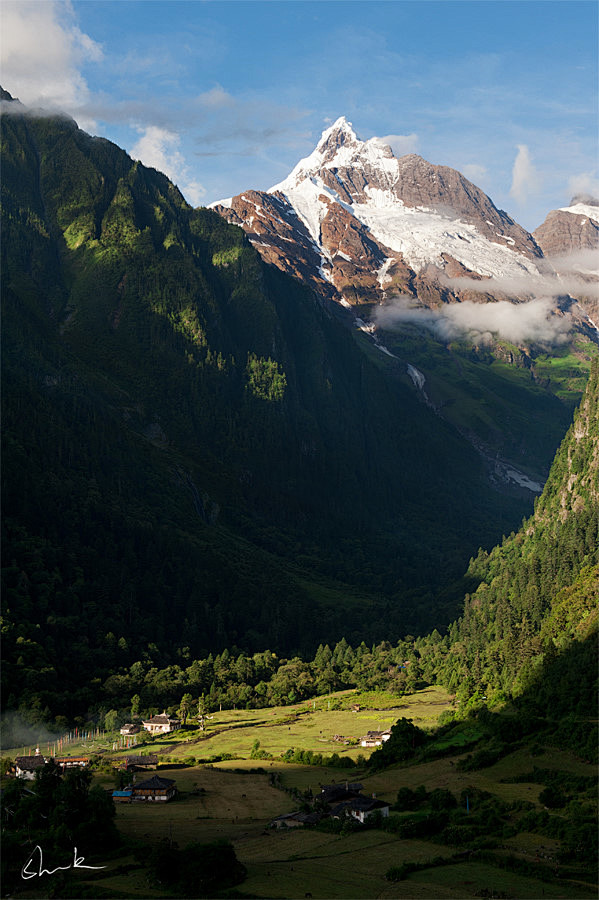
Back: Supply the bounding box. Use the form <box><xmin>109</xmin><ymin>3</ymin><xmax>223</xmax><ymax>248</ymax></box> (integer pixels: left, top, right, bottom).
<box><xmin>439</xmin><ymin>254</ymin><xmax>598</xmax><ymax>303</ymax></box>
<box><xmin>375</xmin><ymin>295</ymin><xmax>571</xmax><ymax>345</ymax></box>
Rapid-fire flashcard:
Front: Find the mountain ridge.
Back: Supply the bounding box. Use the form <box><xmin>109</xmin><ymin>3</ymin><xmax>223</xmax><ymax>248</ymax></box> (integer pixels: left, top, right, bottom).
<box><xmin>212</xmin><ymin>116</ymin><xmax>554</xmax><ymax>310</ymax></box>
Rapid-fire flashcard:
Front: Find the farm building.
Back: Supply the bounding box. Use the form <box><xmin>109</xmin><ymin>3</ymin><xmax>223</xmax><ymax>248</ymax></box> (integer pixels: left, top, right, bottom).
<box><xmin>122</xmin><ymin>753</ymin><xmax>159</xmax><ymax>771</ymax></box>
<box><xmin>131</xmin><ymin>775</ymin><xmax>176</xmax><ymax>802</ymax></box>
<box><xmin>112</xmin><ymin>775</ymin><xmax>177</xmax><ymax>803</ymax></box>
<box><xmin>54</xmin><ymin>756</ymin><xmax>90</xmax><ymax>771</ymax></box>
<box><xmin>14</xmin><ymin>751</ymin><xmax>47</xmax><ymax>780</ymax></box>
<box><xmin>120</xmin><ymin>723</ymin><xmax>140</xmax><ymax>735</ymax></box>
<box><xmin>270</xmin><ymin>811</ymin><xmax>322</xmax><ymax>829</ymax></box>
<box><xmin>275</xmin><ymin>782</ymin><xmax>389</xmax><ymax>827</ymax></box>
<box><xmin>320</xmin><ymin>783</ymin><xmax>363</xmax><ymax>803</ymax></box>
<box><xmin>360</xmin><ymin>730</ymin><xmax>391</xmax><ymax>748</ymax></box>
<box><xmin>330</xmin><ymin>795</ymin><xmax>390</xmax><ymax>824</ymax></box>
<box><xmin>142</xmin><ymin>712</ymin><xmax>181</xmax><ymax>735</ymax></box>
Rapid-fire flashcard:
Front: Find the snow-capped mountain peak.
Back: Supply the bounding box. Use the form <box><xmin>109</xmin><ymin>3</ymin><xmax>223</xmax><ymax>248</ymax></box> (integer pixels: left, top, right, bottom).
<box><xmin>558</xmin><ymin>201</ymin><xmax>599</xmax><ymax>225</ymax></box>
<box><xmin>213</xmin><ymin>117</ymin><xmax>550</xmax><ymax>308</ymax></box>
<box><xmin>270</xmin><ymin>116</ymin><xmax>398</xmax><ymax>196</ymax></box>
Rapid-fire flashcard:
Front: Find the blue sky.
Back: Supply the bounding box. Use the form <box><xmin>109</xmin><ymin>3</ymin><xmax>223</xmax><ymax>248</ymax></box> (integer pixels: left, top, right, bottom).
<box><xmin>1</xmin><ymin>0</ymin><xmax>597</xmax><ymax>230</ymax></box>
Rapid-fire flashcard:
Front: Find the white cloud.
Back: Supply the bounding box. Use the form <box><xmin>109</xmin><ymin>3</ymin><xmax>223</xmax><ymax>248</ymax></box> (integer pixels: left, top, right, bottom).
<box><xmin>196</xmin><ymin>85</ymin><xmax>235</xmax><ymax>109</ymax></box>
<box><xmin>0</xmin><ymin>0</ymin><xmax>102</xmax><ymax>122</ymax></box>
<box><xmin>130</xmin><ymin>125</ymin><xmax>206</xmax><ymax>206</ymax></box>
<box><xmin>510</xmin><ymin>144</ymin><xmax>541</xmax><ymax>205</ymax></box>
<box><xmin>567</xmin><ymin>172</ymin><xmax>599</xmax><ymax>202</ymax></box>
<box><xmin>438</xmin><ymin>267</ymin><xmax>599</xmax><ymax>303</ymax></box>
<box><xmin>376</xmin><ymin>294</ymin><xmax>571</xmax><ymax>346</ymax></box>
<box><xmin>377</xmin><ymin>133</ymin><xmax>419</xmax><ymax>156</ymax></box>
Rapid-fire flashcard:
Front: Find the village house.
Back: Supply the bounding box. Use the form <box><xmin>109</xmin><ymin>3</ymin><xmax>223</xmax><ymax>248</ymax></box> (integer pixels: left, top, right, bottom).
<box><xmin>54</xmin><ymin>756</ymin><xmax>90</xmax><ymax>771</ymax></box>
<box><xmin>360</xmin><ymin>730</ymin><xmax>392</xmax><ymax>748</ymax></box>
<box><xmin>270</xmin><ymin>810</ymin><xmax>322</xmax><ymax>829</ymax></box>
<box><xmin>133</xmin><ymin>775</ymin><xmax>177</xmax><ymax>802</ymax></box>
<box><xmin>271</xmin><ymin>781</ymin><xmax>390</xmax><ymax>828</ymax></box>
<box><xmin>14</xmin><ymin>750</ymin><xmax>47</xmax><ymax>780</ymax></box>
<box><xmin>330</xmin><ymin>795</ymin><xmax>390</xmax><ymax>824</ymax></box>
<box><xmin>112</xmin><ymin>788</ymin><xmax>134</xmax><ymax>803</ymax></box>
<box><xmin>320</xmin><ymin>782</ymin><xmax>364</xmax><ymax>803</ymax></box>
<box><xmin>141</xmin><ymin>712</ymin><xmax>181</xmax><ymax>735</ymax></box>
<box><xmin>321</xmin><ymin>782</ymin><xmax>390</xmax><ymax>822</ymax></box>
<box><xmin>122</xmin><ymin>753</ymin><xmax>159</xmax><ymax>771</ymax></box>
<box><xmin>112</xmin><ymin>774</ymin><xmax>177</xmax><ymax>803</ymax></box>
<box><xmin>120</xmin><ymin>723</ymin><xmax>140</xmax><ymax>736</ymax></box>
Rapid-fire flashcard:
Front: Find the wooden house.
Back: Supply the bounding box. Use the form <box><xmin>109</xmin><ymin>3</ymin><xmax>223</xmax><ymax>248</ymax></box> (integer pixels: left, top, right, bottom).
<box><xmin>131</xmin><ymin>775</ymin><xmax>176</xmax><ymax>802</ymax></box>
<box><xmin>123</xmin><ymin>753</ymin><xmax>158</xmax><ymax>771</ymax></box>
<box><xmin>54</xmin><ymin>756</ymin><xmax>90</xmax><ymax>771</ymax></box>
<box><xmin>320</xmin><ymin>782</ymin><xmax>363</xmax><ymax>803</ymax></box>
<box><xmin>270</xmin><ymin>811</ymin><xmax>322</xmax><ymax>829</ymax></box>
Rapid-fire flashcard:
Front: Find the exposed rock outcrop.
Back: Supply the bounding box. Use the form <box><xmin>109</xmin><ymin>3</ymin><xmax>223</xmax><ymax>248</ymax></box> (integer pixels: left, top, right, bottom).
<box><xmin>212</xmin><ymin>117</ymin><xmax>549</xmax><ymax>310</ymax></box>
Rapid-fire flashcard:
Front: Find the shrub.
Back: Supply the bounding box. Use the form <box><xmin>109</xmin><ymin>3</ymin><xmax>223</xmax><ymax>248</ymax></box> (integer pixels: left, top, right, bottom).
<box><xmin>539</xmin><ymin>786</ymin><xmax>567</xmax><ymax>809</ymax></box>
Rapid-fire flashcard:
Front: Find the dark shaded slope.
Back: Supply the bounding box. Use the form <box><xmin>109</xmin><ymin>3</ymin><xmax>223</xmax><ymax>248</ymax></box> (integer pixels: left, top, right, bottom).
<box><xmin>2</xmin><ymin>102</ymin><xmax>532</xmax><ymax>717</ymax></box>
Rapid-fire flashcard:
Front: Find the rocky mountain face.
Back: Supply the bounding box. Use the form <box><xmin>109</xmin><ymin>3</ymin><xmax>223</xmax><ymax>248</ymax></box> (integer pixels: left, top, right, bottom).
<box><xmin>533</xmin><ymin>197</ymin><xmax>599</xmax><ymax>324</ymax></box>
<box><xmin>212</xmin><ymin>117</ymin><xmax>548</xmax><ymax>308</ymax></box>
<box><xmin>534</xmin><ymin>196</ymin><xmax>599</xmax><ymax>257</ymax></box>
<box><xmin>213</xmin><ymin>117</ymin><xmax>598</xmax><ymax>492</ymax></box>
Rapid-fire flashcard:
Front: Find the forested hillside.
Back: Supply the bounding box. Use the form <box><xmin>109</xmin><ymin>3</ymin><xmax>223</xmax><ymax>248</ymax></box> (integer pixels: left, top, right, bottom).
<box><xmin>418</xmin><ymin>360</ymin><xmax>598</xmax><ymax>710</ymax></box>
<box><xmin>0</xmin><ymin>94</ymin><xmax>537</xmax><ymax>722</ymax></box>
<box><xmin>2</xmin><ymin>93</ymin><xmax>596</xmax><ymax>732</ymax></box>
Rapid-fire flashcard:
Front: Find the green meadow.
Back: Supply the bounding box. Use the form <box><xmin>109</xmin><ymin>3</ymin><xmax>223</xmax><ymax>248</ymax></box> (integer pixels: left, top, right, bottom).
<box><xmin>5</xmin><ymin>687</ymin><xmax>597</xmax><ymax>898</ymax></box>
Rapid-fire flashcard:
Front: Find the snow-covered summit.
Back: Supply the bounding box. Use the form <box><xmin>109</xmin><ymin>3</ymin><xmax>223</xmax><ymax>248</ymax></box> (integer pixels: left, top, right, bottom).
<box><xmin>212</xmin><ymin>117</ymin><xmax>555</xmax><ymax>308</ymax></box>
<box><xmin>559</xmin><ymin>202</ymin><xmax>599</xmax><ymax>225</ymax></box>
<box><xmin>267</xmin><ymin>117</ymin><xmax>542</xmax><ymax>280</ymax></box>
<box><xmin>270</xmin><ymin>116</ymin><xmax>397</xmax><ymax>194</ymax></box>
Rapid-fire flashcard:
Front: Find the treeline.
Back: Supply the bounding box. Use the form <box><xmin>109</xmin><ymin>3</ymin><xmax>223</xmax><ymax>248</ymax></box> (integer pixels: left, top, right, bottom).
<box><xmin>12</xmin><ymin>637</ymin><xmax>424</xmax><ymax>734</ymax></box>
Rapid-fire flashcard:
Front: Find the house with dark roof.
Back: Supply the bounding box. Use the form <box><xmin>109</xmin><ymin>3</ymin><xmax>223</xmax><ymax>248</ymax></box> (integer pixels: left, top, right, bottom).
<box><xmin>131</xmin><ymin>775</ymin><xmax>176</xmax><ymax>802</ymax></box>
<box><xmin>273</xmin><ymin>781</ymin><xmax>389</xmax><ymax>829</ymax></box>
<box><xmin>360</xmin><ymin>730</ymin><xmax>391</xmax><ymax>748</ymax></box>
<box><xmin>270</xmin><ymin>810</ymin><xmax>323</xmax><ymax>829</ymax></box>
<box><xmin>122</xmin><ymin>753</ymin><xmax>159</xmax><ymax>771</ymax></box>
<box><xmin>319</xmin><ymin>782</ymin><xmax>363</xmax><ymax>803</ymax></box>
<box><xmin>120</xmin><ymin>723</ymin><xmax>141</xmax><ymax>735</ymax></box>
<box><xmin>142</xmin><ymin>712</ymin><xmax>181</xmax><ymax>735</ymax></box>
<box><xmin>14</xmin><ymin>752</ymin><xmax>47</xmax><ymax>780</ymax></box>
<box><xmin>331</xmin><ymin>795</ymin><xmax>390</xmax><ymax>824</ymax></box>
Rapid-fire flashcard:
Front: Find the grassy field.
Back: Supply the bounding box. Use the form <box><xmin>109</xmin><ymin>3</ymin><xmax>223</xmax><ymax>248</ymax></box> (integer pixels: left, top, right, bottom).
<box><xmin>80</xmin><ymin>746</ymin><xmax>597</xmax><ymax>900</ymax></box>
<box><xmin>9</xmin><ymin>685</ymin><xmax>452</xmax><ymax>769</ymax></box>
<box><xmin>6</xmin><ymin>687</ymin><xmax>597</xmax><ymax>899</ymax></box>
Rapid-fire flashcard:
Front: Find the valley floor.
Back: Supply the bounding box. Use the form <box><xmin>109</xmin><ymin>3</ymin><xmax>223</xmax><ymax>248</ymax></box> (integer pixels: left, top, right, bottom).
<box><xmin>4</xmin><ymin>688</ymin><xmax>597</xmax><ymax>899</ymax></box>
